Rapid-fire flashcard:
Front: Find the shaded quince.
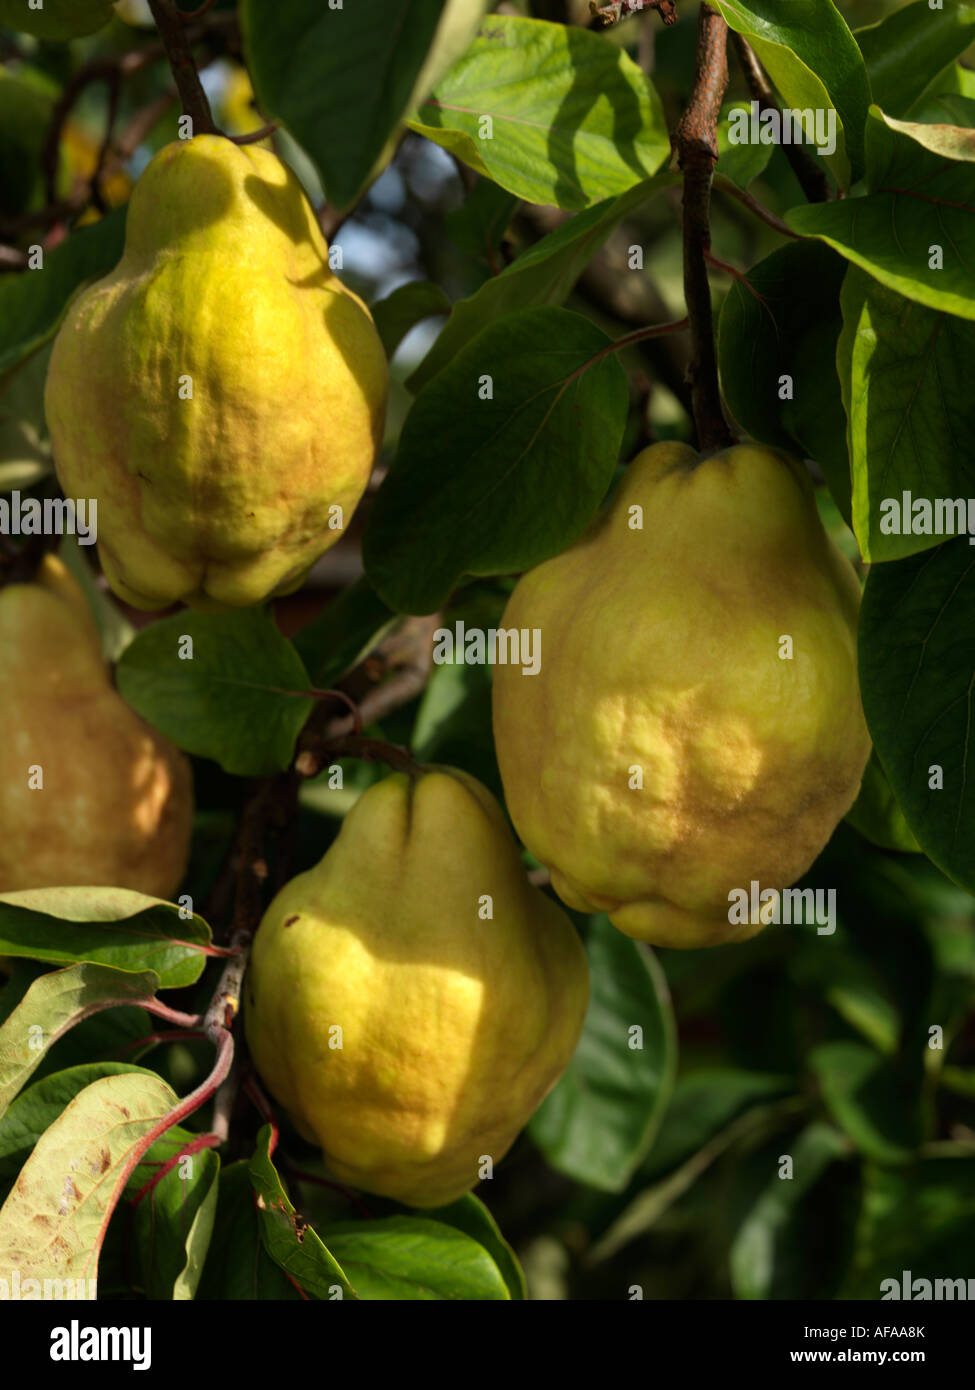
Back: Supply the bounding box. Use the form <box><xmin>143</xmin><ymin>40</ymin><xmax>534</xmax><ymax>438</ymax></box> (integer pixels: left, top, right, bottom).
<box><xmin>0</xmin><ymin>556</ymin><xmax>193</xmax><ymax>895</ymax></box>
<box><xmin>492</xmin><ymin>442</ymin><xmax>871</xmax><ymax>949</ymax></box>
<box><xmin>44</xmin><ymin>134</ymin><xmax>388</xmax><ymax>610</ymax></box>
<box><xmin>245</xmin><ymin>766</ymin><xmax>589</xmax><ymax>1208</ymax></box>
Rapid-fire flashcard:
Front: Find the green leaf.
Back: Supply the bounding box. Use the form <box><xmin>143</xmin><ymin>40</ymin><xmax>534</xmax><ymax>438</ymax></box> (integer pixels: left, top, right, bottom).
<box><xmin>716</xmin><ymin>101</ymin><xmax>774</xmax><ymax>189</ymax></box>
<box><xmin>409</xmin><ymin>15</ymin><xmax>670</xmax><ymax>210</ymax></box>
<box><xmin>0</xmin><ymin>210</ymin><xmax>125</xmax><ymax>377</ymax></box>
<box><xmin>444</xmin><ymin>178</ymin><xmax>519</xmax><ymax>265</ymax></box>
<box><xmin>242</xmin><ymin>0</ymin><xmax>490</xmax><ymax>208</ymax></box>
<box><xmin>729</xmin><ymin>1122</ymin><xmax>853</xmax><ymax>1300</ymax></box>
<box><xmin>291</xmin><ymin>577</ymin><xmax>397</xmax><ymax>690</ymax></box>
<box><xmin>409</xmin><ymin>174</ymin><xmax>675</xmax><ymax>392</ymax></box>
<box><xmin>248</xmin><ymin>1128</ymin><xmax>357</xmax><ymax>1300</ymax></box>
<box><xmin>425</xmin><ymin>1193</ymin><xmax>526</xmax><ymax>1300</ymax></box>
<box><xmin>641</xmin><ymin>1069</ymin><xmax>796</xmax><ymax>1183</ymax></box>
<box><xmin>116</xmin><ymin>609</ymin><xmax>314</xmax><ymax>777</ymax></box>
<box><xmin>528</xmin><ymin>916</ymin><xmax>677</xmax><ymax>1192</ymax></box>
<box><xmin>788</xmin><ymin>107</ymin><xmax>975</xmax><ymax>321</ymax></box>
<box><xmin>0</xmin><ymin>890</ymin><xmax>209</xmax><ymax>987</ymax></box>
<box><xmin>717</xmin><ymin>239</ymin><xmax>851</xmax><ymax>522</ymax></box>
<box><xmin>129</xmin><ymin>1128</ymin><xmax>220</xmax><ymax>1300</ymax></box>
<box><xmin>364</xmin><ymin>306</ymin><xmax>627</xmax><ymax>614</ymax></box>
<box><xmin>791</xmin><ymin>927</ymin><xmax>902</xmax><ymax>1056</ymax></box>
<box><xmin>810</xmin><ymin>1040</ymin><xmax>923</xmax><ymax>1162</ymax></box>
<box><xmin>0</xmin><ymin>963</ymin><xmax>160</xmax><ymax>1119</ymax></box>
<box><xmin>842</xmin><ymin>1158</ymin><xmax>975</xmax><ymax>1297</ymax></box>
<box><xmin>411</xmin><ymin>588</ymin><xmax>507</xmax><ymax>796</ymax></box>
<box><xmin>0</xmin><ymin>67</ymin><xmax>57</xmax><ymax>217</ymax></box>
<box><xmin>0</xmin><ymin>342</ymin><xmax>53</xmax><ymax>491</ymax></box>
<box><xmin>856</xmin><ymin>0</ymin><xmax>975</xmax><ymax>120</ymax></box>
<box><xmin>197</xmin><ymin>1163</ymin><xmax>302</xmax><ymax>1301</ymax></box>
<box><xmin>859</xmin><ymin>538</ymin><xmax>975</xmax><ymax>894</ymax></box>
<box><xmin>0</xmin><ymin>1071</ymin><xmax>179</xmax><ymax>1295</ymax></box>
<box><xmin>320</xmin><ymin>1216</ymin><xmax>510</xmax><ymax>1300</ymax></box>
<box><xmin>0</xmin><ymin>0</ymin><xmax>116</xmax><ymax>39</ymax></box>
<box><xmin>838</xmin><ymin>265</ymin><xmax>975</xmax><ymax>563</ymax></box>
<box><xmin>371</xmin><ymin>281</ymin><xmax>451</xmax><ymax>360</ymax></box>
<box><xmin>711</xmin><ymin>0</ymin><xmax>872</xmax><ymax>187</ymax></box>
<box><xmin>845</xmin><ymin>750</ymin><xmax>921</xmax><ymax>855</ymax></box>
<box><xmin>0</xmin><ymin>1062</ymin><xmax>157</xmax><ymax>1179</ymax></box>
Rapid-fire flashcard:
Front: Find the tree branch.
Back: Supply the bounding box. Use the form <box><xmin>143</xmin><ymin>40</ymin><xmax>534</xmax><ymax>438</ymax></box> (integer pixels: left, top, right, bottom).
<box><xmin>673</xmin><ymin>4</ymin><xmax>734</xmax><ymax>451</ymax></box>
<box><xmin>589</xmin><ymin>0</ymin><xmax>677</xmax><ymax>26</ymax></box>
<box><xmin>732</xmin><ymin>32</ymin><xmax>830</xmax><ymax>204</ymax></box>
<box><xmin>147</xmin><ymin>0</ymin><xmax>217</xmax><ymax>135</ymax></box>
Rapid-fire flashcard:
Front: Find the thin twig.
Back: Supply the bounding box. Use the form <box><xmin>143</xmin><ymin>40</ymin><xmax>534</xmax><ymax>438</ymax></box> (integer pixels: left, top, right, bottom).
<box><xmin>732</xmin><ymin>33</ymin><xmax>830</xmax><ymax>204</ymax></box>
<box><xmin>673</xmin><ymin>4</ymin><xmax>734</xmax><ymax>451</ymax></box>
<box><xmin>147</xmin><ymin>0</ymin><xmax>217</xmax><ymax>135</ymax></box>
<box><xmin>712</xmin><ymin>173</ymin><xmax>799</xmax><ymax>239</ymax></box>
<box><xmin>231</xmin><ymin>122</ymin><xmax>278</xmax><ymax>146</ymax></box>
<box><xmin>589</xmin><ymin>0</ymin><xmax>677</xmax><ymax>25</ymax></box>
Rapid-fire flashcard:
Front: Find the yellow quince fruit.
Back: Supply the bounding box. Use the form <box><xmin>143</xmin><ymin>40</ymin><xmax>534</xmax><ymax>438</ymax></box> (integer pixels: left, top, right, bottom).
<box><xmin>492</xmin><ymin>442</ymin><xmax>871</xmax><ymax>949</ymax></box>
<box><xmin>44</xmin><ymin>134</ymin><xmax>388</xmax><ymax>610</ymax></box>
<box><xmin>0</xmin><ymin>555</ymin><xmax>193</xmax><ymax>896</ymax></box>
<box><xmin>245</xmin><ymin>766</ymin><xmax>589</xmax><ymax>1208</ymax></box>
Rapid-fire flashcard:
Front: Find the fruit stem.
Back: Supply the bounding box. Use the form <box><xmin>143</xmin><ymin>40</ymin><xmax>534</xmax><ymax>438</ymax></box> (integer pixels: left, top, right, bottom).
<box><xmin>147</xmin><ymin>0</ymin><xmax>218</xmax><ymax>136</ymax></box>
<box><xmin>673</xmin><ymin>4</ymin><xmax>735</xmax><ymax>452</ymax></box>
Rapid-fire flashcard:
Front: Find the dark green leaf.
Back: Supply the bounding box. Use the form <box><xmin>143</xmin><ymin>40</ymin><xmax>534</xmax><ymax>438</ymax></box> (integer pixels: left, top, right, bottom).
<box><xmin>810</xmin><ymin>1040</ymin><xmax>923</xmax><ymax>1162</ymax></box>
<box><xmin>856</xmin><ymin>0</ymin><xmax>975</xmax><ymax>119</ymax></box>
<box><xmin>292</xmin><ymin>578</ymin><xmax>397</xmax><ymax>690</ymax></box>
<box><xmin>0</xmin><ymin>210</ymin><xmax>125</xmax><ymax>376</ymax></box>
<box><xmin>845</xmin><ymin>750</ymin><xmax>921</xmax><ymax>855</ymax></box>
<box><xmin>842</xmin><ymin>1158</ymin><xmax>975</xmax><ymax>1297</ymax></box>
<box><xmin>197</xmin><ymin>1162</ymin><xmax>302</xmax><ymax>1300</ymax></box>
<box><xmin>116</xmin><ymin>609</ymin><xmax>314</xmax><ymax>776</ymax></box>
<box><xmin>128</xmin><ymin>1128</ymin><xmax>220</xmax><ymax>1300</ymax></box>
<box><xmin>241</xmin><ymin>0</ymin><xmax>489</xmax><ymax>208</ymax></box>
<box><xmin>0</xmin><ymin>0</ymin><xmax>116</xmax><ymax>40</ymax></box>
<box><xmin>409</xmin><ymin>175</ymin><xmax>675</xmax><ymax>392</ymax></box>
<box><xmin>730</xmin><ymin>1122</ymin><xmax>854</xmax><ymax>1299</ymax></box>
<box><xmin>364</xmin><ymin>306</ymin><xmax>628</xmax><ymax>614</ymax></box>
<box><xmin>641</xmin><ymin>1069</ymin><xmax>796</xmax><ymax>1183</ymax></box>
<box><xmin>371</xmin><ymin>281</ymin><xmax>451</xmax><ymax>360</ymax></box>
<box><xmin>859</xmin><ymin>539</ymin><xmax>975</xmax><ymax>893</ymax></box>
<box><xmin>528</xmin><ymin>917</ymin><xmax>676</xmax><ymax>1192</ymax></box>
<box><xmin>717</xmin><ymin>239</ymin><xmax>851</xmax><ymax>522</ymax></box>
<box><xmin>788</xmin><ymin>107</ymin><xmax>975</xmax><ymax>321</ymax></box>
<box><xmin>444</xmin><ymin>179</ymin><xmax>519</xmax><ymax>266</ymax></box>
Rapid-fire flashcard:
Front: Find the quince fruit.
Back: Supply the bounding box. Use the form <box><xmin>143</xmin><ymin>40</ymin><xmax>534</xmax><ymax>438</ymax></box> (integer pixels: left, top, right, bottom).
<box><xmin>0</xmin><ymin>556</ymin><xmax>193</xmax><ymax>896</ymax></box>
<box><xmin>244</xmin><ymin>766</ymin><xmax>589</xmax><ymax>1208</ymax></box>
<box><xmin>492</xmin><ymin>443</ymin><xmax>871</xmax><ymax>949</ymax></box>
<box><xmin>44</xmin><ymin>134</ymin><xmax>388</xmax><ymax>610</ymax></box>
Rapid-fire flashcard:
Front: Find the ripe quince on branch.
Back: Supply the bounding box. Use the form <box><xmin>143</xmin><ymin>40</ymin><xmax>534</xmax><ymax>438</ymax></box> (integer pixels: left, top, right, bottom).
<box><xmin>0</xmin><ymin>556</ymin><xmax>192</xmax><ymax>896</ymax></box>
<box><xmin>44</xmin><ymin>134</ymin><xmax>388</xmax><ymax>610</ymax></box>
<box><xmin>245</xmin><ymin>766</ymin><xmax>589</xmax><ymax>1208</ymax></box>
<box><xmin>492</xmin><ymin>443</ymin><xmax>871</xmax><ymax>949</ymax></box>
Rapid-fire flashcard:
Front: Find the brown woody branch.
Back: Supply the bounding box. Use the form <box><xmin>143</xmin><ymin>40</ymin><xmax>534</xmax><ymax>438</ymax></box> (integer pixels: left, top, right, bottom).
<box><xmin>147</xmin><ymin>0</ymin><xmax>218</xmax><ymax>135</ymax></box>
<box><xmin>673</xmin><ymin>4</ymin><xmax>734</xmax><ymax>451</ymax></box>
<box><xmin>732</xmin><ymin>33</ymin><xmax>830</xmax><ymax>204</ymax></box>
<box><xmin>589</xmin><ymin>0</ymin><xmax>677</xmax><ymax>26</ymax></box>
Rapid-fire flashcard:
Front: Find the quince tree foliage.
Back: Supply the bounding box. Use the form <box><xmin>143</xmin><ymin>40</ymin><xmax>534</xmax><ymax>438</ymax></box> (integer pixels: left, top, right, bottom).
<box><xmin>0</xmin><ymin>0</ymin><xmax>973</xmax><ymax>1317</ymax></box>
